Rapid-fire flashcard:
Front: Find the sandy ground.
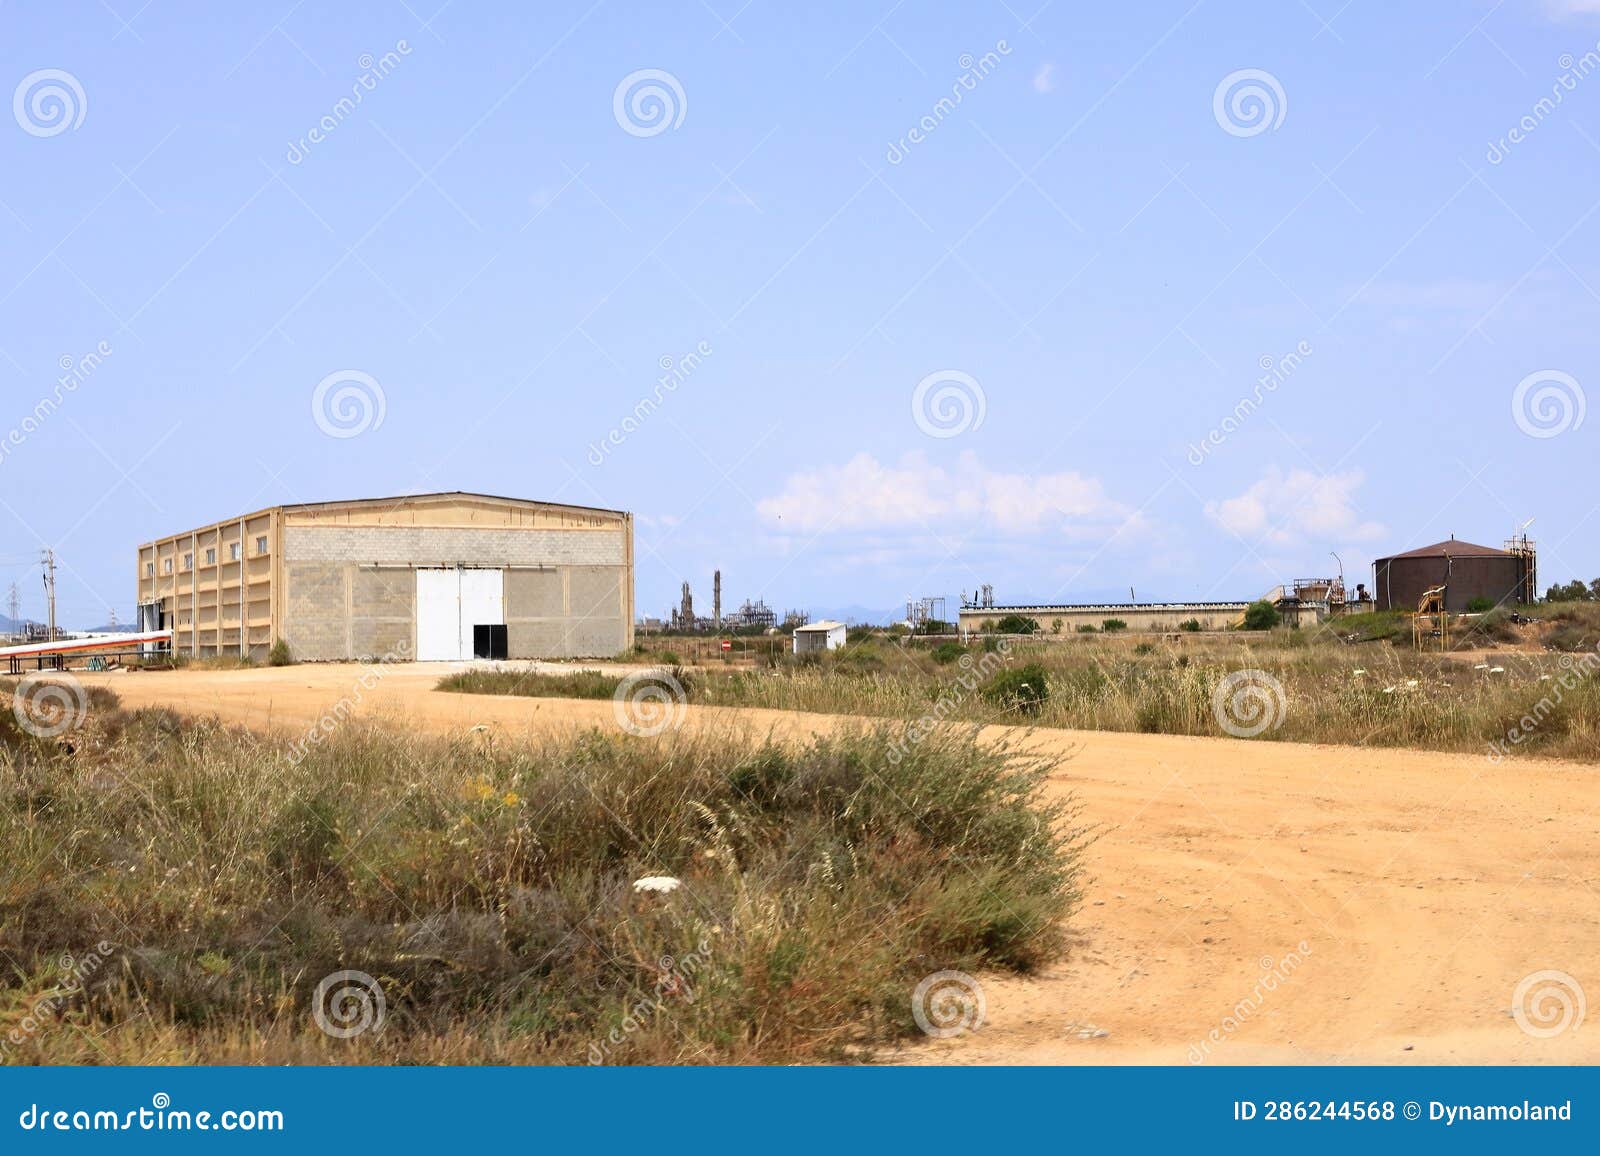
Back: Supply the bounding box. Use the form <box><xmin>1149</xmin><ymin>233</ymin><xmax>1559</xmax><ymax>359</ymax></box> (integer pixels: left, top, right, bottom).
<box><xmin>74</xmin><ymin>661</ymin><xmax>1600</xmax><ymax>1066</ymax></box>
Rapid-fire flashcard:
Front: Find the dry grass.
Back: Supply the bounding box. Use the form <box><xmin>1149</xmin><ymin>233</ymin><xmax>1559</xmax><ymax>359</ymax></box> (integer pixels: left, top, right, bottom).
<box><xmin>0</xmin><ymin>688</ymin><xmax>1084</xmax><ymax>1065</ymax></box>
<box><xmin>448</xmin><ymin>624</ymin><xmax>1600</xmax><ymax>762</ymax></box>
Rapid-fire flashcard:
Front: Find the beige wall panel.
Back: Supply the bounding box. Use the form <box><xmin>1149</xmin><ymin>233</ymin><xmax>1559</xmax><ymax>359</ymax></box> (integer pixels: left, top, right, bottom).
<box><xmin>568</xmin><ymin>565</ymin><xmax>622</xmax><ymax>619</ymax></box>
<box><xmin>505</xmin><ymin>568</ymin><xmax>564</xmax><ymax>618</ymax></box>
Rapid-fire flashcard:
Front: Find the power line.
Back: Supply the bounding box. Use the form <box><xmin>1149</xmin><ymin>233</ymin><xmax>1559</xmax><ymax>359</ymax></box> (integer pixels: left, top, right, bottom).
<box><xmin>41</xmin><ymin>548</ymin><xmax>57</xmax><ymax>640</ymax></box>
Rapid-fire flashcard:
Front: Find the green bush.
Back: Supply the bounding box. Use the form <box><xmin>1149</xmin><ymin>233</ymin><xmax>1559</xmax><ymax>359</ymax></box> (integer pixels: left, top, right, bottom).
<box><xmin>931</xmin><ymin>641</ymin><xmax>967</xmax><ymax>665</ymax></box>
<box><xmin>994</xmin><ymin>614</ymin><xmax>1041</xmax><ymax>635</ymax></box>
<box><xmin>1101</xmin><ymin>619</ymin><xmax>1127</xmax><ymax>632</ymax></box>
<box><xmin>0</xmin><ymin>701</ymin><xmax>1085</xmax><ymax>1064</ymax></box>
<box><xmin>982</xmin><ymin>663</ymin><xmax>1050</xmax><ymax>717</ymax></box>
<box><xmin>1179</xmin><ymin>619</ymin><xmax>1201</xmax><ymax>633</ymax></box>
<box><xmin>1242</xmin><ymin>600</ymin><xmax>1280</xmax><ymax>630</ymax></box>
<box><xmin>267</xmin><ymin>638</ymin><xmax>293</xmax><ymax>667</ymax></box>
<box><xmin>1466</xmin><ymin>596</ymin><xmax>1494</xmax><ymax>613</ymax></box>
<box><xmin>1329</xmin><ymin>610</ymin><xmax>1406</xmax><ymax>643</ymax></box>
<box><xmin>1076</xmin><ymin>624</ymin><xmax>1098</xmax><ymax>634</ymax></box>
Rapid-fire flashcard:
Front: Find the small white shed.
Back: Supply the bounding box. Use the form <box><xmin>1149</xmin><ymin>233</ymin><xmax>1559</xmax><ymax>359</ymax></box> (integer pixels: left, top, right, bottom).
<box><xmin>792</xmin><ymin>620</ymin><xmax>847</xmax><ymax>654</ymax></box>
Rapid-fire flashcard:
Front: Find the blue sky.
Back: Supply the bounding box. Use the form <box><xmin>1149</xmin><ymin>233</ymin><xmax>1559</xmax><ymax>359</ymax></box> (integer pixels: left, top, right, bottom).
<box><xmin>2</xmin><ymin>0</ymin><xmax>1598</xmax><ymax>626</ymax></box>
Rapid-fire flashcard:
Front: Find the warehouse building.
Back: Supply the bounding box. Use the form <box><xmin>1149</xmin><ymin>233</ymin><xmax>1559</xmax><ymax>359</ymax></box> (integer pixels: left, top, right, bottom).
<box><xmin>1372</xmin><ymin>536</ymin><xmax>1535</xmax><ymax>612</ymax></box>
<box><xmin>959</xmin><ymin>600</ymin><xmax>1252</xmax><ymax>634</ymax></box>
<box><xmin>135</xmin><ymin>492</ymin><xmax>633</xmax><ymax>662</ymax></box>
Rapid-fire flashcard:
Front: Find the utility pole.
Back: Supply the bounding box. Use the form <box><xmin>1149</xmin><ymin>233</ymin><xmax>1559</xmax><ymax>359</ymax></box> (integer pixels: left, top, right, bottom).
<box><xmin>40</xmin><ymin>548</ymin><xmax>57</xmax><ymax>640</ymax></box>
<box><xmin>5</xmin><ymin>581</ymin><xmax>18</xmax><ymax>634</ymax></box>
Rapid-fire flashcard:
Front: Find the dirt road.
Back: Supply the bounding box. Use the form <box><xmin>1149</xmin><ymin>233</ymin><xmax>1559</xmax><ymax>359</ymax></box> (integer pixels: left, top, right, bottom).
<box><xmin>77</xmin><ymin>663</ymin><xmax>1600</xmax><ymax>1065</ymax></box>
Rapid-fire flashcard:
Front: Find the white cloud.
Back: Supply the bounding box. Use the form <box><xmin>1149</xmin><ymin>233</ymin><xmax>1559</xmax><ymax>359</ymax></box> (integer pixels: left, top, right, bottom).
<box><xmin>1543</xmin><ymin>0</ymin><xmax>1600</xmax><ymax>19</ymax></box>
<box><xmin>1204</xmin><ymin>467</ymin><xmax>1384</xmax><ymax>547</ymax></box>
<box><xmin>757</xmin><ymin>451</ymin><xmax>1139</xmax><ymax>538</ymax></box>
<box><xmin>1354</xmin><ymin>279</ymin><xmax>1504</xmax><ymax>312</ymax></box>
<box><xmin>1032</xmin><ymin>62</ymin><xmax>1056</xmax><ymax>93</ymax></box>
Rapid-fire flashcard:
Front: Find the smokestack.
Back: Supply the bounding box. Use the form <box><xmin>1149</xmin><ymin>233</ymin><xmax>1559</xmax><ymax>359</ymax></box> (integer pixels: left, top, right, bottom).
<box><xmin>713</xmin><ymin>569</ymin><xmax>722</xmax><ymax>629</ymax></box>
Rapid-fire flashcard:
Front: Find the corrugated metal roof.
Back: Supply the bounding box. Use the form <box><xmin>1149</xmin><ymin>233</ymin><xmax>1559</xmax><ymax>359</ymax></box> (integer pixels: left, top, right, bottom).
<box><xmin>1376</xmin><ymin>537</ymin><xmax>1510</xmax><ymax>561</ymax></box>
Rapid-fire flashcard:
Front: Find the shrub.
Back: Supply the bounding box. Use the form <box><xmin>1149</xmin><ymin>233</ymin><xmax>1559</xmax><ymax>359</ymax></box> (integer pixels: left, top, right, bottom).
<box><xmin>982</xmin><ymin>663</ymin><xmax>1050</xmax><ymax>717</ymax></box>
<box><xmin>1076</xmin><ymin>624</ymin><xmax>1098</xmax><ymax>634</ymax></box>
<box><xmin>1179</xmin><ymin>619</ymin><xmax>1201</xmax><ymax>633</ymax></box>
<box><xmin>1101</xmin><ymin>619</ymin><xmax>1127</xmax><ymax>633</ymax></box>
<box><xmin>829</xmin><ymin>645</ymin><xmax>884</xmax><ymax>675</ymax></box>
<box><xmin>1547</xmin><ymin>621</ymin><xmax>1595</xmax><ymax>652</ymax></box>
<box><xmin>1242</xmin><ymin>600</ymin><xmax>1280</xmax><ymax>630</ymax></box>
<box><xmin>1330</xmin><ymin>610</ymin><xmax>1406</xmax><ymax>643</ymax></box>
<box><xmin>931</xmin><ymin>641</ymin><xmax>967</xmax><ymax>665</ymax></box>
<box><xmin>0</xmin><ymin>700</ymin><xmax>1085</xmax><ymax>1064</ymax></box>
<box><xmin>440</xmin><ymin>668</ymin><xmax>629</xmax><ymax>700</ymax></box>
<box><xmin>994</xmin><ymin>614</ymin><xmax>1040</xmax><ymax>635</ymax></box>
<box><xmin>268</xmin><ymin>638</ymin><xmax>293</xmax><ymax>667</ymax></box>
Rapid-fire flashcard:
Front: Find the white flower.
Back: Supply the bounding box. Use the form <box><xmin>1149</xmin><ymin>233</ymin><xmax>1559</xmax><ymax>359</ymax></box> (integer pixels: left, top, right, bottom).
<box><xmin>632</xmin><ymin>875</ymin><xmax>681</xmax><ymax>894</ymax></box>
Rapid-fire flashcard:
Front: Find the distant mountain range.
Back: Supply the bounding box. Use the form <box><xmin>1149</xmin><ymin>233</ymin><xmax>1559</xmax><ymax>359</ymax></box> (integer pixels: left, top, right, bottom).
<box><xmin>0</xmin><ymin>617</ymin><xmax>138</xmax><ymax>638</ymax></box>
<box><xmin>804</xmin><ymin>604</ymin><xmax>915</xmax><ymax>627</ymax></box>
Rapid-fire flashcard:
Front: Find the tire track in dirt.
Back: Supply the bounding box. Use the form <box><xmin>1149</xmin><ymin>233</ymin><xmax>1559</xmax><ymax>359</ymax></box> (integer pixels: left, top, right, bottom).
<box><xmin>77</xmin><ymin>663</ymin><xmax>1600</xmax><ymax>1065</ymax></box>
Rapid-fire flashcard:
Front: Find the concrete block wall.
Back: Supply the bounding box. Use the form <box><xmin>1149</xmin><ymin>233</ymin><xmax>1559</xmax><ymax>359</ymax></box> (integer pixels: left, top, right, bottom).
<box><xmin>283</xmin><ymin>526</ymin><xmax>625</xmax><ymax>567</ymax></box>
<box><xmin>281</xmin><ymin>525</ymin><xmax>629</xmax><ymax>661</ymax></box>
<box><xmin>283</xmin><ymin>561</ymin><xmax>347</xmax><ymax>661</ymax></box>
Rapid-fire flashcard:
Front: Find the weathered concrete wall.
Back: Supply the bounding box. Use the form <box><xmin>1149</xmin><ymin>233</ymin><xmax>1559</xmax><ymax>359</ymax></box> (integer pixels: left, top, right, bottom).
<box><xmin>281</xmin><ymin>525</ymin><xmax>629</xmax><ymax>660</ymax></box>
<box><xmin>283</xmin><ymin>526</ymin><xmax>624</xmax><ymax>567</ymax></box>
<box><xmin>350</xmin><ymin>567</ymin><xmax>415</xmax><ymax>659</ymax></box>
<box><xmin>283</xmin><ymin>561</ymin><xmax>347</xmax><ymax>661</ymax></box>
<box><xmin>502</xmin><ymin>565</ymin><xmax>625</xmax><ymax>659</ymax></box>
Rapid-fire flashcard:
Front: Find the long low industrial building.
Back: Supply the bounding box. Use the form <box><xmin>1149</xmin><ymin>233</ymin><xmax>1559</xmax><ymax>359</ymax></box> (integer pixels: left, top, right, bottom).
<box><xmin>959</xmin><ymin>601</ymin><xmax>1250</xmax><ymax>634</ymax></box>
<box><xmin>135</xmin><ymin>492</ymin><xmax>634</xmax><ymax>662</ymax></box>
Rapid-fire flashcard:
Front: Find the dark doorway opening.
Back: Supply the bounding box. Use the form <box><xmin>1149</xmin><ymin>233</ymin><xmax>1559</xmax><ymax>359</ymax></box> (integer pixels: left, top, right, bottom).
<box><xmin>473</xmin><ymin>624</ymin><xmax>508</xmax><ymax>660</ymax></box>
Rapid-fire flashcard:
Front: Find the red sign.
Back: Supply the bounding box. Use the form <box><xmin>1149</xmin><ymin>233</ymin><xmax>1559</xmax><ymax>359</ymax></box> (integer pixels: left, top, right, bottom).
<box><xmin>720</xmin><ymin>640</ymin><xmax>732</xmax><ymax>651</ymax></box>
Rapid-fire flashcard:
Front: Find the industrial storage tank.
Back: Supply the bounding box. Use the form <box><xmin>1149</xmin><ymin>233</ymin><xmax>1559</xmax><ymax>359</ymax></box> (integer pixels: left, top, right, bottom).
<box><xmin>1372</xmin><ymin>537</ymin><xmax>1534</xmax><ymax>612</ymax></box>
